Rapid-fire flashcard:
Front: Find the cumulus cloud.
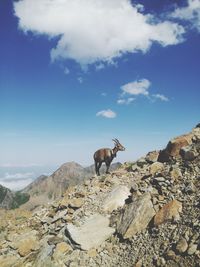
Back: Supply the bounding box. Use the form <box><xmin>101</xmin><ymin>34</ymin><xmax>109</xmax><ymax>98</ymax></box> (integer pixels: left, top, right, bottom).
<box><xmin>171</xmin><ymin>0</ymin><xmax>200</xmax><ymax>31</ymax></box>
<box><xmin>119</xmin><ymin>78</ymin><xmax>169</xmax><ymax>103</ymax></box>
<box><xmin>96</xmin><ymin>109</ymin><xmax>116</xmax><ymax>118</ymax></box>
<box><xmin>14</xmin><ymin>0</ymin><xmax>184</xmax><ymax>67</ymax></box>
<box><xmin>152</xmin><ymin>94</ymin><xmax>169</xmax><ymax>102</ymax></box>
<box><xmin>117</xmin><ymin>97</ymin><xmax>135</xmax><ymax>105</ymax></box>
<box><xmin>121</xmin><ymin>79</ymin><xmax>151</xmax><ymax>96</ymax></box>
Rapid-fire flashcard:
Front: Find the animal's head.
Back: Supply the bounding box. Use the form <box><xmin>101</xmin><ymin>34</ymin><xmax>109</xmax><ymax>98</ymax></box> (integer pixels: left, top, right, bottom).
<box><xmin>112</xmin><ymin>138</ymin><xmax>125</xmax><ymax>151</ymax></box>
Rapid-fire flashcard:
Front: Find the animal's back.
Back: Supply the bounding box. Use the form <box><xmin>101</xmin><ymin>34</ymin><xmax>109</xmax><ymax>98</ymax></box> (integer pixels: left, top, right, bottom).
<box><xmin>94</xmin><ymin>148</ymin><xmax>112</xmax><ymax>161</ymax></box>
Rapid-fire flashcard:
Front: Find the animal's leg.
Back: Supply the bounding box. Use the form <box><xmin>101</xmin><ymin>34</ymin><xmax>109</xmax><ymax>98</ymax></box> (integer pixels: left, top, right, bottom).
<box><xmin>95</xmin><ymin>161</ymin><xmax>98</xmax><ymax>175</ymax></box>
<box><xmin>105</xmin><ymin>161</ymin><xmax>111</xmax><ymax>174</ymax></box>
<box><xmin>97</xmin><ymin>162</ymin><xmax>102</xmax><ymax>176</ymax></box>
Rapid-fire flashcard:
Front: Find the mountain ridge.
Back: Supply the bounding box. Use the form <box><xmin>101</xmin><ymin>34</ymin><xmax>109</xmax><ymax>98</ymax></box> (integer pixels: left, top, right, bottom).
<box><xmin>0</xmin><ymin>124</ymin><xmax>199</xmax><ymax>267</ymax></box>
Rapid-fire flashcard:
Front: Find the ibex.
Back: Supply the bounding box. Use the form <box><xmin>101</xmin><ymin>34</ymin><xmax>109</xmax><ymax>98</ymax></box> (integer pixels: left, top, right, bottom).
<box><xmin>93</xmin><ymin>139</ymin><xmax>125</xmax><ymax>176</ymax></box>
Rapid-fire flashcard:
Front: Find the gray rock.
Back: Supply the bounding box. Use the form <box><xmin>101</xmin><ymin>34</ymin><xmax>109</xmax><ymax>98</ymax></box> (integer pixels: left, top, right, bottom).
<box><xmin>176</xmin><ymin>237</ymin><xmax>188</xmax><ymax>254</ymax></box>
<box><xmin>145</xmin><ymin>151</ymin><xmax>159</xmax><ymax>163</ymax></box>
<box><xmin>180</xmin><ymin>145</ymin><xmax>198</xmax><ymax>161</ymax></box>
<box><xmin>187</xmin><ymin>243</ymin><xmax>197</xmax><ymax>255</ymax></box>
<box><xmin>65</xmin><ymin>214</ymin><xmax>115</xmax><ymax>250</ymax></box>
<box><xmin>137</xmin><ymin>157</ymin><xmax>147</xmax><ymax>168</ymax></box>
<box><xmin>154</xmin><ymin>177</ymin><xmax>166</xmax><ymax>183</ymax></box>
<box><xmin>103</xmin><ymin>185</ymin><xmax>130</xmax><ymax>212</ymax></box>
<box><xmin>115</xmin><ymin>193</ymin><xmax>155</xmax><ymax>239</ymax></box>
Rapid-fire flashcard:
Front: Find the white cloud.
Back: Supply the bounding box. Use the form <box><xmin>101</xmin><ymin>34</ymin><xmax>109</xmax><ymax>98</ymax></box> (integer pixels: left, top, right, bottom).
<box><xmin>171</xmin><ymin>0</ymin><xmax>200</xmax><ymax>31</ymax></box>
<box><xmin>101</xmin><ymin>92</ymin><xmax>107</xmax><ymax>97</ymax></box>
<box><xmin>153</xmin><ymin>94</ymin><xmax>169</xmax><ymax>102</ymax></box>
<box><xmin>2</xmin><ymin>172</ymin><xmax>34</xmax><ymax>181</ymax></box>
<box><xmin>64</xmin><ymin>67</ymin><xmax>70</xmax><ymax>75</ymax></box>
<box><xmin>0</xmin><ymin>178</ymin><xmax>33</xmax><ymax>191</ymax></box>
<box><xmin>78</xmin><ymin>77</ymin><xmax>83</xmax><ymax>83</ymax></box>
<box><xmin>117</xmin><ymin>97</ymin><xmax>135</xmax><ymax>105</ymax></box>
<box><xmin>121</xmin><ymin>79</ymin><xmax>151</xmax><ymax>96</ymax></box>
<box><xmin>14</xmin><ymin>0</ymin><xmax>184</xmax><ymax>67</ymax></box>
<box><xmin>0</xmin><ymin>163</ymin><xmax>42</xmax><ymax>168</ymax></box>
<box><xmin>96</xmin><ymin>63</ymin><xmax>105</xmax><ymax>71</ymax></box>
<box><xmin>96</xmin><ymin>109</ymin><xmax>116</xmax><ymax>118</ymax></box>
<box><xmin>120</xmin><ymin>79</ymin><xmax>169</xmax><ymax>103</ymax></box>
<box><xmin>0</xmin><ymin>172</ymin><xmax>35</xmax><ymax>191</ymax></box>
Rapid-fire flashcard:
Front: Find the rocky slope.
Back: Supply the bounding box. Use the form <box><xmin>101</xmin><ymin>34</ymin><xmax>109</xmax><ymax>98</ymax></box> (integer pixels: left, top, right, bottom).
<box><xmin>0</xmin><ymin>125</ymin><xmax>200</xmax><ymax>267</ymax></box>
<box><xmin>21</xmin><ymin>162</ymin><xmax>121</xmax><ymax>210</ymax></box>
<box><xmin>0</xmin><ymin>184</ymin><xmax>29</xmax><ymax>210</ymax></box>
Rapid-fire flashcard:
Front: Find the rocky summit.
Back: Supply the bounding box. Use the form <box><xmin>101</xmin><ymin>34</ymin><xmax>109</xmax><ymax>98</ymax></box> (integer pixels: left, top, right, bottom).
<box><xmin>0</xmin><ymin>125</ymin><xmax>200</xmax><ymax>267</ymax></box>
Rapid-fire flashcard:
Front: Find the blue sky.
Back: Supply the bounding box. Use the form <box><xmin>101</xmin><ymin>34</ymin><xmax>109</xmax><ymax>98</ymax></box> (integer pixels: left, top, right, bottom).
<box><xmin>0</xmin><ymin>0</ymin><xmax>200</xmax><ymax>190</ymax></box>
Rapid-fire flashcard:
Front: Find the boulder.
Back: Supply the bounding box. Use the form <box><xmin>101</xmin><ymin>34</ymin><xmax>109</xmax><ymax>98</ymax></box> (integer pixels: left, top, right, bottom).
<box><xmin>103</xmin><ymin>185</ymin><xmax>130</xmax><ymax>212</ymax></box>
<box><xmin>154</xmin><ymin>200</ymin><xmax>182</xmax><ymax>226</ymax></box>
<box><xmin>115</xmin><ymin>193</ymin><xmax>155</xmax><ymax>239</ymax></box>
<box><xmin>65</xmin><ymin>214</ymin><xmax>115</xmax><ymax>250</ymax></box>
<box><xmin>180</xmin><ymin>145</ymin><xmax>198</xmax><ymax>161</ymax></box>
<box><xmin>145</xmin><ymin>151</ymin><xmax>159</xmax><ymax>163</ymax></box>
<box><xmin>68</xmin><ymin>198</ymin><xmax>84</xmax><ymax>209</ymax></box>
<box><xmin>187</xmin><ymin>243</ymin><xmax>198</xmax><ymax>255</ymax></box>
<box><xmin>10</xmin><ymin>230</ymin><xmax>39</xmax><ymax>257</ymax></box>
<box><xmin>170</xmin><ymin>167</ymin><xmax>182</xmax><ymax>181</ymax></box>
<box><xmin>150</xmin><ymin>162</ymin><xmax>164</xmax><ymax>176</ymax></box>
<box><xmin>158</xmin><ymin>134</ymin><xmax>193</xmax><ymax>162</ymax></box>
<box><xmin>176</xmin><ymin>237</ymin><xmax>188</xmax><ymax>254</ymax></box>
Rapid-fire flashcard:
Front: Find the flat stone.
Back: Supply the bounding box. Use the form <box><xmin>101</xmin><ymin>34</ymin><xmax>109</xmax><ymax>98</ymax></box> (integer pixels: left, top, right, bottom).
<box><xmin>10</xmin><ymin>230</ymin><xmax>39</xmax><ymax>257</ymax></box>
<box><xmin>65</xmin><ymin>214</ymin><xmax>115</xmax><ymax>250</ymax></box>
<box><xmin>115</xmin><ymin>193</ymin><xmax>155</xmax><ymax>239</ymax></box>
<box><xmin>68</xmin><ymin>198</ymin><xmax>84</xmax><ymax>209</ymax></box>
<box><xmin>154</xmin><ymin>177</ymin><xmax>165</xmax><ymax>182</ymax></box>
<box><xmin>154</xmin><ymin>199</ymin><xmax>182</xmax><ymax>226</ymax></box>
<box><xmin>52</xmin><ymin>210</ymin><xmax>67</xmax><ymax>223</ymax></box>
<box><xmin>103</xmin><ymin>185</ymin><xmax>130</xmax><ymax>212</ymax></box>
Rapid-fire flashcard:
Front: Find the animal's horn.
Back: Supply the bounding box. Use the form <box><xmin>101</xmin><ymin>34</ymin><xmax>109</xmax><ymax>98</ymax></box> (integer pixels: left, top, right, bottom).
<box><xmin>112</xmin><ymin>138</ymin><xmax>119</xmax><ymax>144</ymax></box>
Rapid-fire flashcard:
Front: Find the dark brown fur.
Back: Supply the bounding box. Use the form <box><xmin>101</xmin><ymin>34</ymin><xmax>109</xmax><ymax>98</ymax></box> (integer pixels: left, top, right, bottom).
<box><xmin>93</xmin><ymin>139</ymin><xmax>125</xmax><ymax>176</ymax></box>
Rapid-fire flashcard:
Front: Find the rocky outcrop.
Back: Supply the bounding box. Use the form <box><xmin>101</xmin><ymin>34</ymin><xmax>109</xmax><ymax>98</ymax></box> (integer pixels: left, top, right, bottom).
<box><xmin>22</xmin><ymin>162</ymin><xmax>121</xmax><ymax>210</ymax></box>
<box><xmin>65</xmin><ymin>214</ymin><xmax>115</xmax><ymax>250</ymax></box>
<box><xmin>154</xmin><ymin>199</ymin><xmax>182</xmax><ymax>226</ymax></box>
<box><xmin>0</xmin><ymin>124</ymin><xmax>200</xmax><ymax>267</ymax></box>
<box><xmin>158</xmin><ymin>133</ymin><xmax>193</xmax><ymax>162</ymax></box>
<box><xmin>103</xmin><ymin>185</ymin><xmax>130</xmax><ymax>212</ymax></box>
<box><xmin>114</xmin><ymin>193</ymin><xmax>155</xmax><ymax>239</ymax></box>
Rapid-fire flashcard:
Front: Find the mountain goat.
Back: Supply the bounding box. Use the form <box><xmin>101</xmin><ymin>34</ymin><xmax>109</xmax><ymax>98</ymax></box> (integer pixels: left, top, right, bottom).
<box><xmin>93</xmin><ymin>138</ymin><xmax>125</xmax><ymax>176</ymax></box>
